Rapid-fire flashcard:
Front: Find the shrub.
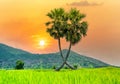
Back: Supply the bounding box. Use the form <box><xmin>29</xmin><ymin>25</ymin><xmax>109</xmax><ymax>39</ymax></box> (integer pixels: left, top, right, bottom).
<box><xmin>15</xmin><ymin>60</ymin><xmax>24</xmax><ymax>69</ymax></box>
<box><xmin>52</xmin><ymin>65</ymin><xmax>56</xmax><ymax>69</ymax></box>
<box><xmin>64</xmin><ymin>66</ymin><xmax>69</xmax><ymax>69</ymax></box>
<box><xmin>73</xmin><ymin>64</ymin><xmax>78</xmax><ymax>69</ymax></box>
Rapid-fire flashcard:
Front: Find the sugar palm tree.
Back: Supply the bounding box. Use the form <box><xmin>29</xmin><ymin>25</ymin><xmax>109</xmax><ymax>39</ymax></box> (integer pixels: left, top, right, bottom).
<box><xmin>46</xmin><ymin>8</ymin><xmax>74</xmax><ymax>70</ymax></box>
<box><xmin>56</xmin><ymin>8</ymin><xmax>88</xmax><ymax>71</ymax></box>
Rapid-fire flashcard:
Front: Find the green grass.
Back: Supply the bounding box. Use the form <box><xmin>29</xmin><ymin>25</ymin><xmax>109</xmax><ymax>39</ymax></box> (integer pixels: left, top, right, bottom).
<box><xmin>0</xmin><ymin>67</ymin><xmax>120</xmax><ymax>84</ymax></box>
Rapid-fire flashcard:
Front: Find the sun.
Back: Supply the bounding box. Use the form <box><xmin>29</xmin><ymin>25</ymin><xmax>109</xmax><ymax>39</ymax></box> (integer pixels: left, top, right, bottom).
<box><xmin>39</xmin><ymin>40</ymin><xmax>45</xmax><ymax>46</ymax></box>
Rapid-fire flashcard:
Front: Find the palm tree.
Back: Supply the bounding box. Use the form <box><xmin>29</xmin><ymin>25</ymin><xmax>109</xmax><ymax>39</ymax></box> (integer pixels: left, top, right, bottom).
<box><xmin>46</xmin><ymin>8</ymin><xmax>74</xmax><ymax>70</ymax></box>
<box><xmin>56</xmin><ymin>8</ymin><xmax>88</xmax><ymax>71</ymax></box>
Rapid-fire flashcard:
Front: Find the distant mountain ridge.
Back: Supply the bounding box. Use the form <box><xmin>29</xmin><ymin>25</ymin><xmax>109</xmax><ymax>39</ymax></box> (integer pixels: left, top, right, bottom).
<box><xmin>0</xmin><ymin>43</ymin><xmax>110</xmax><ymax>69</ymax></box>
<box><xmin>0</xmin><ymin>43</ymin><xmax>31</xmax><ymax>54</ymax></box>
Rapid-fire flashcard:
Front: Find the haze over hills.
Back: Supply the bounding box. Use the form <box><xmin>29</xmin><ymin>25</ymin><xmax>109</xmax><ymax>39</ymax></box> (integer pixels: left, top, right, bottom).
<box><xmin>0</xmin><ymin>43</ymin><xmax>110</xmax><ymax>69</ymax></box>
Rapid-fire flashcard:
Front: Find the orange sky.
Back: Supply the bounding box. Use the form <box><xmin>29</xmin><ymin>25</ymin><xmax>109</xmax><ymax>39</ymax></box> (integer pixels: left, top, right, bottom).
<box><xmin>0</xmin><ymin>0</ymin><xmax>120</xmax><ymax>66</ymax></box>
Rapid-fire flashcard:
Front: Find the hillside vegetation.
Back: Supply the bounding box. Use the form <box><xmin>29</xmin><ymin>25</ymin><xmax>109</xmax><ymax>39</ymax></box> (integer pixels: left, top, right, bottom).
<box><xmin>0</xmin><ymin>43</ymin><xmax>109</xmax><ymax>69</ymax></box>
<box><xmin>0</xmin><ymin>44</ymin><xmax>110</xmax><ymax>69</ymax></box>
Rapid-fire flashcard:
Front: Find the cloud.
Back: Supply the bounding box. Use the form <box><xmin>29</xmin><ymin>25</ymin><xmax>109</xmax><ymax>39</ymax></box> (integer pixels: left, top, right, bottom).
<box><xmin>68</xmin><ymin>0</ymin><xmax>103</xmax><ymax>6</ymax></box>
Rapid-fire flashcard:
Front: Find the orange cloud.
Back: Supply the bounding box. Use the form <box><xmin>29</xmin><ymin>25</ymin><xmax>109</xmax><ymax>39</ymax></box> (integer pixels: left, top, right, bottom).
<box><xmin>67</xmin><ymin>1</ymin><xmax>103</xmax><ymax>6</ymax></box>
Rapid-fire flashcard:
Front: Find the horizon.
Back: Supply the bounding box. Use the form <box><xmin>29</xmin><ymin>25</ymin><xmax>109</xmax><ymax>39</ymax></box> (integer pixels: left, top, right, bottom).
<box><xmin>0</xmin><ymin>0</ymin><xmax>120</xmax><ymax>66</ymax></box>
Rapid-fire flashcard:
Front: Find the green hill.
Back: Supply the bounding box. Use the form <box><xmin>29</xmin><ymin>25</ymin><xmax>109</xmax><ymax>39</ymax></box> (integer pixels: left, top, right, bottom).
<box><xmin>0</xmin><ymin>43</ymin><xmax>110</xmax><ymax>69</ymax></box>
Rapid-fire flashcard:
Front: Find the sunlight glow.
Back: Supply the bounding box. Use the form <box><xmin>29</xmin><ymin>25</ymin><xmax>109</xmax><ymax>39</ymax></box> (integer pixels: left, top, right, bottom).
<box><xmin>39</xmin><ymin>40</ymin><xmax>45</xmax><ymax>46</ymax></box>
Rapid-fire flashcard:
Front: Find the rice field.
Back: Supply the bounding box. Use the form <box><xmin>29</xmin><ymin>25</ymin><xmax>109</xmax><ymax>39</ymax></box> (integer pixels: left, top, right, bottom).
<box><xmin>0</xmin><ymin>67</ymin><xmax>120</xmax><ymax>84</ymax></box>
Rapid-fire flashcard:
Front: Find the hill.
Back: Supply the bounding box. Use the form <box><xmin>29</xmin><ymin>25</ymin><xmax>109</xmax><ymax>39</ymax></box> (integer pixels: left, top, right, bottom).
<box><xmin>0</xmin><ymin>43</ymin><xmax>110</xmax><ymax>69</ymax></box>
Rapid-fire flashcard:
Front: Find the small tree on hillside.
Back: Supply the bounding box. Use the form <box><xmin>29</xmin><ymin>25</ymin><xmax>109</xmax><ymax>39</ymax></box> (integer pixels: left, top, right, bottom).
<box><xmin>15</xmin><ymin>60</ymin><xmax>24</xmax><ymax>69</ymax></box>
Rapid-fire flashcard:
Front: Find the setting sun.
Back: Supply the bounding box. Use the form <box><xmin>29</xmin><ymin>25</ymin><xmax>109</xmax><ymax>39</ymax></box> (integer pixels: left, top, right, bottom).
<box><xmin>39</xmin><ymin>40</ymin><xmax>45</xmax><ymax>46</ymax></box>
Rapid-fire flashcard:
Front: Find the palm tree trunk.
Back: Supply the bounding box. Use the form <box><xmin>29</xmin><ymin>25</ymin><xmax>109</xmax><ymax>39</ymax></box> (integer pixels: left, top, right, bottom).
<box><xmin>64</xmin><ymin>41</ymin><xmax>75</xmax><ymax>69</ymax></box>
<box><xmin>56</xmin><ymin>38</ymin><xmax>72</xmax><ymax>70</ymax></box>
<box><xmin>56</xmin><ymin>41</ymin><xmax>75</xmax><ymax>71</ymax></box>
<box><xmin>64</xmin><ymin>42</ymin><xmax>72</xmax><ymax>62</ymax></box>
<box><xmin>58</xmin><ymin>38</ymin><xmax>64</xmax><ymax>61</ymax></box>
<box><xmin>65</xmin><ymin>62</ymin><xmax>75</xmax><ymax>69</ymax></box>
<box><xmin>55</xmin><ymin>38</ymin><xmax>65</xmax><ymax>71</ymax></box>
<box><xmin>55</xmin><ymin>61</ymin><xmax>66</xmax><ymax>71</ymax></box>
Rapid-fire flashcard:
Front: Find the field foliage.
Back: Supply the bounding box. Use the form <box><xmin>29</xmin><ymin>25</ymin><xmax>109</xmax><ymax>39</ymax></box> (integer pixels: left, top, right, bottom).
<box><xmin>0</xmin><ymin>67</ymin><xmax>120</xmax><ymax>84</ymax></box>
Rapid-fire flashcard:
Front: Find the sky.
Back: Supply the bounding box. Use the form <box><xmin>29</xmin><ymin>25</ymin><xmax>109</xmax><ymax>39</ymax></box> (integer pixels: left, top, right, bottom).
<box><xmin>0</xmin><ymin>0</ymin><xmax>120</xmax><ymax>66</ymax></box>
